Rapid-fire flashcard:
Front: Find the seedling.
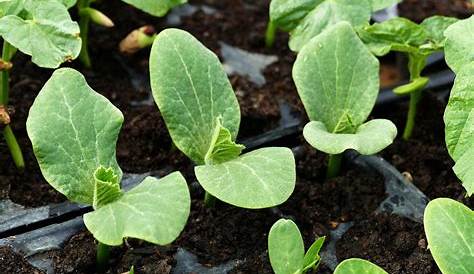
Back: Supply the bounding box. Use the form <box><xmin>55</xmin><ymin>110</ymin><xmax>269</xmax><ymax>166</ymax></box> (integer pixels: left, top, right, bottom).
<box><xmin>424</xmin><ymin>198</ymin><xmax>474</xmax><ymax>274</ymax></box>
<box><xmin>26</xmin><ymin>68</ymin><xmax>191</xmax><ymax>271</ymax></box>
<box><xmin>293</xmin><ymin>22</ymin><xmax>397</xmax><ymax>178</ymax></box>
<box><xmin>0</xmin><ymin>0</ymin><xmax>82</xmax><ymax>169</ymax></box>
<box><xmin>334</xmin><ymin>258</ymin><xmax>388</xmax><ymax>274</ymax></box>
<box><xmin>73</xmin><ymin>0</ymin><xmax>187</xmax><ymax>67</ymax></box>
<box><xmin>268</xmin><ymin>219</ymin><xmax>325</xmax><ymax>274</ymax></box>
<box><xmin>357</xmin><ymin>16</ymin><xmax>458</xmax><ymax>140</ymax></box>
<box><xmin>150</xmin><ymin>29</ymin><xmax>296</xmax><ymax>209</ymax></box>
<box><xmin>266</xmin><ymin>0</ymin><xmax>401</xmax><ymax>51</ymax></box>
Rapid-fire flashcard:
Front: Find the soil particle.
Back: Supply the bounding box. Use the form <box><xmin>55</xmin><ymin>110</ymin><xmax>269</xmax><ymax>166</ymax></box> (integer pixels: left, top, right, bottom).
<box><xmin>0</xmin><ymin>246</ymin><xmax>44</xmax><ymax>274</ymax></box>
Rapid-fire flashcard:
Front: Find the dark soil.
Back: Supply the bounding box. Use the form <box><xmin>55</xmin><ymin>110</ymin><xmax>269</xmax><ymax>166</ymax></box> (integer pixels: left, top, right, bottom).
<box><xmin>0</xmin><ymin>246</ymin><xmax>44</xmax><ymax>274</ymax></box>
<box><xmin>398</xmin><ymin>0</ymin><xmax>473</xmax><ymax>22</ymax></box>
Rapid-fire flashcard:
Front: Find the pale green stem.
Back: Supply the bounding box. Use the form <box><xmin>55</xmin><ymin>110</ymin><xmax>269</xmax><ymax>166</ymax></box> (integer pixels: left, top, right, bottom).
<box><xmin>265</xmin><ymin>21</ymin><xmax>277</xmax><ymax>48</ymax></box>
<box><xmin>78</xmin><ymin>0</ymin><xmax>92</xmax><ymax>68</ymax></box>
<box><xmin>326</xmin><ymin>153</ymin><xmax>342</xmax><ymax>179</ymax></box>
<box><xmin>96</xmin><ymin>241</ymin><xmax>110</xmax><ymax>272</ymax></box>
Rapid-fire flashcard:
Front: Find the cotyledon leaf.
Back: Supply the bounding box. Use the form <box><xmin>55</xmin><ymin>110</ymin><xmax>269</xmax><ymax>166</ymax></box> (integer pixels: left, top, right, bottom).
<box><xmin>121</xmin><ymin>0</ymin><xmax>187</xmax><ymax>17</ymax></box>
<box><xmin>424</xmin><ymin>198</ymin><xmax>474</xmax><ymax>274</ymax></box>
<box><xmin>26</xmin><ymin>68</ymin><xmax>123</xmax><ymax>205</ymax></box>
<box><xmin>150</xmin><ymin>28</ymin><xmax>240</xmax><ymax>165</ymax></box>
<box><xmin>195</xmin><ymin>147</ymin><xmax>296</xmax><ymax>209</ymax></box>
<box><xmin>269</xmin><ymin>0</ymin><xmax>322</xmax><ymax>32</ymax></box>
<box><xmin>289</xmin><ymin>0</ymin><xmax>371</xmax><ymax>52</ymax></box>
<box><xmin>57</xmin><ymin>0</ymin><xmax>76</xmax><ymax>8</ymax></box>
<box><xmin>303</xmin><ymin>119</ymin><xmax>397</xmax><ymax>155</ymax></box>
<box><xmin>84</xmin><ymin>172</ymin><xmax>191</xmax><ymax>246</ymax></box>
<box><xmin>268</xmin><ymin>219</ymin><xmax>305</xmax><ymax>274</ymax></box>
<box><xmin>444</xmin><ymin>15</ymin><xmax>474</xmax><ymax>74</ymax></box>
<box><xmin>0</xmin><ymin>0</ymin><xmax>23</xmax><ymax>17</ymax></box>
<box><xmin>293</xmin><ymin>22</ymin><xmax>380</xmax><ymax>132</ymax></box>
<box><xmin>334</xmin><ymin>258</ymin><xmax>388</xmax><ymax>274</ymax></box>
<box><xmin>453</xmin><ymin>147</ymin><xmax>474</xmax><ymax>196</ymax></box>
<box><xmin>0</xmin><ymin>0</ymin><xmax>81</xmax><ymax>68</ymax></box>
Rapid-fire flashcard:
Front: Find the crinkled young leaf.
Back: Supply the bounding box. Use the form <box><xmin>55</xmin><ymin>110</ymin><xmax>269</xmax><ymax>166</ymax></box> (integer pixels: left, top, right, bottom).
<box><xmin>420</xmin><ymin>16</ymin><xmax>458</xmax><ymax>48</ymax></box>
<box><xmin>293</xmin><ymin>22</ymin><xmax>379</xmax><ymax>131</ymax></box>
<box><xmin>268</xmin><ymin>219</ymin><xmax>305</xmax><ymax>274</ymax></box>
<box><xmin>444</xmin><ymin>15</ymin><xmax>474</xmax><ymax>74</ymax></box>
<box><xmin>122</xmin><ymin>0</ymin><xmax>186</xmax><ymax>17</ymax></box>
<box><xmin>93</xmin><ymin>166</ymin><xmax>123</xmax><ymax>210</ymax></box>
<box><xmin>303</xmin><ymin>120</ymin><xmax>397</xmax><ymax>155</ymax></box>
<box><xmin>0</xmin><ymin>0</ymin><xmax>23</xmax><ymax>17</ymax></box>
<box><xmin>302</xmin><ymin>236</ymin><xmax>325</xmax><ymax>271</ymax></box>
<box><xmin>269</xmin><ymin>0</ymin><xmax>322</xmax><ymax>32</ymax></box>
<box><xmin>334</xmin><ymin>259</ymin><xmax>388</xmax><ymax>274</ymax></box>
<box><xmin>0</xmin><ymin>0</ymin><xmax>81</xmax><ymax>68</ymax></box>
<box><xmin>84</xmin><ymin>172</ymin><xmax>191</xmax><ymax>246</ymax></box>
<box><xmin>195</xmin><ymin>147</ymin><xmax>295</xmax><ymax>209</ymax></box>
<box><xmin>26</xmin><ymin>68</ymin><xmax>123</xmax><ymax>205</ymax></box>
<box><xmin>424</xmin><ymin>198</ymin><xmax>474</xmax><ymax>274</ymax></box>
<box><xmin>150</xmin><ymin>28</ymin><xmax>240</xmax><ymax>165</ymax></box>
<box><xmin>453</xmin><ymin>147</ymin><xmax>474</xmax><ymax>196</ymax></box>
<box><xmin>289</xmin><ymin>0</ymin><xmax>371</xmax><ymax>52</ymax></box>
<box><xmin>369</xmin><ymin>0</ymin><xmax>401</xmax><ymax>12</ymax></box>
<box><xmin>204</xmin><ymin>117</ymin><xmax>245</xmax><ymax>165</ymax></box>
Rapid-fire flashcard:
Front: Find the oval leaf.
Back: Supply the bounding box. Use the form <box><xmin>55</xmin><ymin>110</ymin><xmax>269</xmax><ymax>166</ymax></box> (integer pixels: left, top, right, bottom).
<box><xmin>122</xmin><ymin>0</ymin><xmax>186</xmax><ymax>17</ymax></box>
<box><xmin>84</xmin><ymin>172</ymin><xmax>191</xmax><ymax>246</ymax></box>
<box><xmin>444</xmin><ymin>15</ymin><xmax>474</xmax><ymax>74</ymax></box>
<box><xmin>0</xmin><ymin>0</ymin><xmax>23</xmax><ymax>17</ymax></box>
<box><xmin>26</xmin><ymin>68</ymin><xmax>124</xmax><ymax>205</ymax></box>
<box><xmin>289</xmin><ymin>0</ymin><xmax>371</xmax><ymax>52</ymax></box>
<box><xmin>269</xmin><ymin>0</ymin><xmax>322</xmax><ymax>32</ymax></box>
<box><xmin>150</xmin><ymin>28</ymin><xmax>240</xmax><ymax>165</ymax></box>
<box><xmin>303</xmin><ymin>119</ymin><xmax>397</xmax><ymax>155</ymax></box>
<box><xmin>195</xmin><ymin>147</ymin><xmax>296</xmax><ymax>209</ymax></box>
<box><xmin>334</xmin><ymin>259</ymin><xmax>388</xmax><ymax>274</ymax></box>
<box><xmin>0</xmin><ymin>0</ymin><xmax>81</xmax><ymax>68</ymax></box>
<box><xmin>452</xmin><ymin>147</ymin><xmax>474</xmax><ymax>196</ymax></box>
<box><xmin>293</xmin><ymin>22</ymin><xmax>380</xmax><ymax>132</ymax></box>
<box><xmin>424</xmin><ymin>198</ymin><xmax>474</xmax><ymax>274</ymax></box>
<box><xmin>268</xmin><ymin>219</ymin><xmax>305</xmax><ymax>274</ymax></box>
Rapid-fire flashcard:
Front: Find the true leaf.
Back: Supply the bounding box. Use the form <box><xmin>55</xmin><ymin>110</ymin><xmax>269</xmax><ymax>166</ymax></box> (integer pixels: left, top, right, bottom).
<box><xmin>444</xmin><ymin>15</ymin><xmax>474</xmax><ymax>74</ymax></box>
<box><xmin>334</xmin><ymin>259</ymin><xmax>388</xmax><ymax>274</ymax></box>
<box><xmin>195</xmin><ymin>147</ymin><xmax>295</xmax><ymax>209</ymax></box>
<box><xmin>269</xmin><ymin>0</ymin><xmax>322</xmax><ymax>32</ymax></box>
<box><xmin>424</xmin><ymin>198</ymin><xmax>474</xmax><ymax>274</ymax></box>
<box><xmin>0</xmin><ymin>0</ymin><xmax>81</xmax><ymax>68</ymax></box>
<box><xmin>58</xmin><ymin>0</ymin><xmax>76</xmax><ymax>8</ymax></box>
<box><xmin>303</xmin><ymin>119</ymin><xmax>397</xmax><ymax>155</ymax></box>
<box><xmin>26</xmin><ymin>68</ymin><xmax>124</xmax><ymax>205</ymax></box>
<box><xmin>150</xmin><ymin>28</ymin><xmax>240</xmax><ymax>165</ymax></box>
<box><xmin>453</xmin><ymin>147</ymin><xmax>474</xmax><ymax>196</ymax></box>
<box><xmin>204</xmin><ymin>117</ymin><xmax>245</xmax><ymax>165</ymax></box>
<box><xmin>302</xmin><ymin>236</ymin><xmax>325</xmax><ymax>271</ymax></box>
<box><xmin>84</xmin><ymin>172</ymin><xmax>191</xmax><ymax>246</ymax></box>
<box><xmin>121</xmin><ymin>0</ymin><xmax>187</xmax><ymax>17</ymax></box>
<box><xmin>293</xmin><ymin>22</ymin><xmax>380</xmax><ymax>132</ymax></box>
<box><xmin>0</xmin><ymin>0</ymin><xmax>23</xmax><ymax>17</ymax></box>
<box><xmin>93</xmin><ymin>166</ymin><xmax>123</xmax><ymax>210</ymax></box>
<box><xmin>420</xmin><ymin>16</ymin><xmax>458</xmax><ymax>48</ymax></box>
<box><xmin>268</xmin><ymin>219</ymin><xmax>305</xmax><ymax>274</ymax></box>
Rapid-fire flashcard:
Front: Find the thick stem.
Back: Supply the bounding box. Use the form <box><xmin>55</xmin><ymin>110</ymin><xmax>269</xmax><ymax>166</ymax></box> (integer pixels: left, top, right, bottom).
<box><xmin>265</xmin><ymin>21</ymin><xmax>277</xmax><ymax>48</ymax></box>
<box><xmin>326</xmin><ymin>154</ymin><xmax>342</xmax><ymax>179</ymax></box>
<box><xmin>1</xmin><ymin>40</ymin><xmax>13</xmax><ymax>105</ymax></box>
<box><xmin>78</xmin><ymin>0</ymin><xmax>92</xmax><ymax>68</ymax></box>
<box><xmin>204</xmin><ymin>191</ymin><xmax>216</xmax><ymax>208</ymax></box>
<box><xmin>402</xmin><ymin>89</ymin><xmax>423</xmax><ymax>140</ymax></box>
<box><xmin>3</xmin><ymin>125</ymin><xmax>25</xmax><ymax>170</ymax></box>
<box><xmin>96</xmin><ymin>241</ymin><xmax>111</xmax><ymax>272</ymax></box>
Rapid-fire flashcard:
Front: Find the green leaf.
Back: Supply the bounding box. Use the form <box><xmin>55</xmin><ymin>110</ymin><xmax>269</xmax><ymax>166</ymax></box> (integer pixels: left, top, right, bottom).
<box><xmin>369</xmin><ymin>0</ymin><xmax>401</xmax><ymax>12</ymax></box>
<box><xmin>121</xmin><ymin>0</ymin><xmax>187</xmax><ymax>17</ymax></box>
<box><xmin>420</xmin><ymin>16</ymin><xmax>458</xmax><ymax>49</ymax></box>
<box><xmin>0</xmin><ymin>0</ymin><xmax>81</xmax><ymax>68</ymax></box>
<box><xmin>204</xmin><ymin>117</ymin><xmax>245</xmax><ymax>165</ymax></box>
<box><xmin>453</xmin><ymin>147</ymin><xmax>474</xmax><ymax>196</ymax></box>
<box><xmin>269</xmin><ymin>0</ymin><xmax>322</xmax><ymax>32</ymax></box>
<box><xmin>393</xmin><ymin>77</ymin><xmax>429</xmax><ymax>95</ymax></box>
<box><xmin>302</xmin><ymin>236</ymin><xmax>325</xmax><ymax>271</ymax></box>
<box><xmin>195</xmin><ymin>147</ymin><xmax>296</xmax><ymax>209</ymax></box>
<box><xmin>268</xmin><ymin>219</ymin><xmax>305</xmax><ymax>274</ymax></box>
<box><xmin>0</xmin><ymin>0</ymin><xmax>23</xmax><ymax>17</ymax></box>
<box><xmin>303</xmin><ymin>119</ymin><xmax>397</xmax><ymax>155</ymax></box>
<box><xmin>334</xmin><ymin>259</ymin><xmax>388</xmax><ymax>274</ymax></box>
<box><xmin>293</xmin><ymin>22</ymin><xmax>380</xmax><ymax>132</ymax></box>
<box><xmin>289</xmin><ymin>0</ymin><xmax>372</xmax><ymax>52</ymax></box>
<box><xmin>84</xmin><ymin>172</ymin><xmax>191</xmax><ymax>246</ymax></box>
<box><xmin>57</xmin><ymin>0</ymin><xmax>76</xmax><ymax>8</ymax></box>
<box><xmin>26</xmin><ymin>68</ymin><xmax>124</xmax><ymax>205</ymax></box>
<box><xmin>444</xmin><ymin>15</ymin><xmax>474</xmax><ymax>74</ymax></box>
<box><xmin>93</xmin><ymin>166</ymin><xmax>123</xmax><ymax>210</ymax></box>
<box><xmin>150</xmin><ymin>28</ymin><xmax>240</xmax><ymax>165</ymax></box>
<box><xmin>424</xmin><ymin>198</ymin><xmax>474</xmax><ymax>274</ymax></box>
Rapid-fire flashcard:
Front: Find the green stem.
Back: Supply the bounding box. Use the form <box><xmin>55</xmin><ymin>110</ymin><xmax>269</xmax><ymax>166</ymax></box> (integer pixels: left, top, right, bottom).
<box><xmin>3</xmin><ymin>125</ymin><xmax>25</xmax><ymax>170</ymax></box>
<box><xmin>402</xmin><ymin>89</ymin><xmax>423</xmax><ymax>140</ymax></box>
<box><xmin>78</xmin><ymin>0</ymin><xmax>92</xmax><ymax>68</ymax></box>
<box><xmin>326</xmin><ymin>154</ymin><xmax>342</xmax><ymax>179</ymax></box>
<box><xmin>265</xmin><ymin>21</ymin><xmax>277</xmax><ymax>48</ymax></box>
<box><xmin>204</xmin><ymin>191</ymin><xmax>216</xmax><ymax>208</ymax></box>
<box><xmin>1</xmin><ymin>40</ymin><xmax>14</xmax><ymax>105</ymax></box>
<box><xmin>96</xmin><ymin>241</ymin><xmax>110</xmax><ymax>272</ymax></box>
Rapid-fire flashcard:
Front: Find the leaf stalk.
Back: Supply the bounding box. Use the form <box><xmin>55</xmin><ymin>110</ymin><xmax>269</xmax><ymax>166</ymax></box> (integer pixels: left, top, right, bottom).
<box><xmin>78</xmin><ymin>0</ymin><xmax>93</xmax><ymax>68</ymax></box>
<box><xmin>265</xmin><ymin>21</ymin><xmax>277</xmax><ymax>48</ymax></box>
<box><xmin>326</xmin><ymin>153</ymin><xmax>342</xmax><ymax>179</ymax></box>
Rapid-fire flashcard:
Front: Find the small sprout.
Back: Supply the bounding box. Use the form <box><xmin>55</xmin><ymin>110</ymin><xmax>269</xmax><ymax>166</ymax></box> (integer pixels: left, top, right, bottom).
<box><xmin>334</xmin><ymin>258</ymin><xmax>388</xmax><ymax>274</ymax></box>
<box><xmin>150</xmin><ymin>29</ymin><xmax>296</xmax><ymax>209</ymax></box>
<box><xmin>80</xmin><ymin>7</ymin><xmax>114</xmax><ymax>28</ymax></box>
<box><xmin>119</xmin><ymin>25</ymin><xmax>157</xmax><ymax>55</ymax></box>
<box><xmin>268</xmin><ymin>219</ymin><xmax>325</xmax><ymax>274</ymax></box>
<box><xmin>27</xmin><ymin>68</ymin><xmax>191</xmax><ymax>271</ymax></box>
<box><xmin>424</xmin><ymin>198</ymin><xmax>474</xmax><ymax>274</ymax></box>
<box><xmin>293</xmin><ymin>22</ymin><xmax>397</xmax><ymax>178</ymax></box>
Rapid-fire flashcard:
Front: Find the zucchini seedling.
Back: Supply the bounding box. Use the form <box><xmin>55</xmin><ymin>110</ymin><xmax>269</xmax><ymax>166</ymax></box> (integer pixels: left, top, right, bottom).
<box><xmin>0</xmin><ymin>0</ymin><xmax>82</xmax><ymax>169</ymax></box>
<box><xmin>357</xmin><ymin>16</ymin><xmax>458</xmax><ymax>140</ymax></box>
<box><xmin>293</xmin><ymin>22</ymin><xmax>397</xmax><ymax>178</ymax></box>
<box><xmin>150</xmin><ymin>29</ymin><xmax>296</xmax><ymax>209</ymax></box>
<box><xmin>26</xmin><ymin>68</ymin><xmax>191</xmax><ymax>272</ymax></box>
<box><xmin>268</xmin><ymin>219</ymin><xmax>325</xmax><ymax>274</ymax></box>
<box><xmin>266</xmin><ymin>0</ymin><xmax>401</xmax><ymax>50</ymax></box>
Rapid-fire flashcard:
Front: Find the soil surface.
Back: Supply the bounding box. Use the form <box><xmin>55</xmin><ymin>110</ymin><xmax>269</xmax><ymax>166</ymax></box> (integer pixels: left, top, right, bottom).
<box><xmin>398</xmin><ymin>0</ymin><xmax>473</xmax><ymax>22</ymax></box>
